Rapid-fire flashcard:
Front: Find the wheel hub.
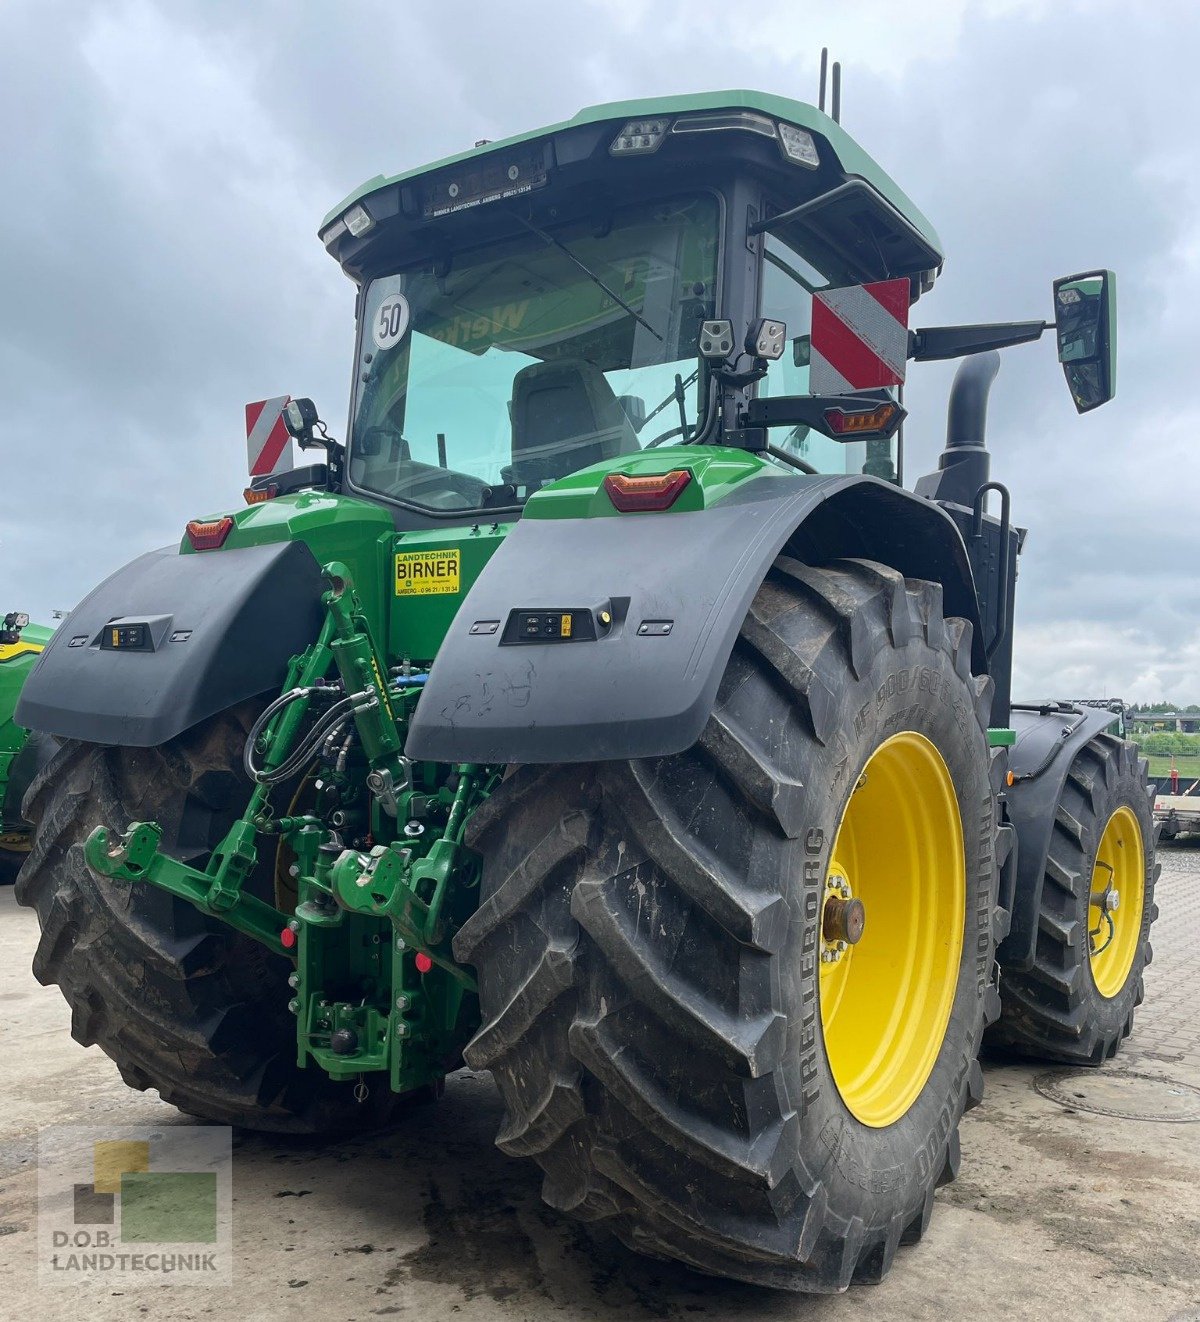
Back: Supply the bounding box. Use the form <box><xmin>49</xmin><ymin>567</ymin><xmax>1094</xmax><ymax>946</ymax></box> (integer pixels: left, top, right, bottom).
<box><xmin>821</xmin><ymin>874</ymin><xmax>865</xmax><ymax>962</ymax></box>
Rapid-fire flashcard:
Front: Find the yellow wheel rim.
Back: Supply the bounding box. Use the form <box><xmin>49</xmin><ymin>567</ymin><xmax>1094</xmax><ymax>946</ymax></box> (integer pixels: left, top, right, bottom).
<box><xmin>820</xmin><ymin>732</ymin><xmax>965</xmax><ymax>1128</ymax></box>
<box><xmin>1087</xmin><ymin>806</ymin><xmax>1145</xmax><ymax>999</ymax></box>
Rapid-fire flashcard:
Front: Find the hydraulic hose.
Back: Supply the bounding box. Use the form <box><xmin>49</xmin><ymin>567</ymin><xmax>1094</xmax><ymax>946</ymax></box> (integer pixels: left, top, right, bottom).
<box><xmin>243</xmin><ymin>687</ymin><xmax>316</xmax><ymax>783</ymax></box>
<box><xmin>244</xmin><ymin>692</ymin><xmax>356</xmax><ymax>786</ymax></box>
<box><xmin>257</xmin><ymin>701</ymin><xmax>357</xmax><ymax>785</ymax></box>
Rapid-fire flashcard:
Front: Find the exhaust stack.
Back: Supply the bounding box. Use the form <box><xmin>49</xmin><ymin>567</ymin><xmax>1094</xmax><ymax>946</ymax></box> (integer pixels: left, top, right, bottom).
<box><xmin>914</xmin><ymin>351</ymin><xmax>1001</xmax><ymax>506</ymax></box>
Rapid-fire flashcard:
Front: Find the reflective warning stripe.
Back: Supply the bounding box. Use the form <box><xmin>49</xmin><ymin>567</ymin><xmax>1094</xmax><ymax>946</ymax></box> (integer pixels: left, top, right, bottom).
<box><xmin>245</xmin><ymin>396</ymin><xmax>292</xmax><ymax>477</ymax></box>
<box><xmin>810</xmin><ymin>278</ymin><xmax>910</xmax><ymax>394</ymax></box>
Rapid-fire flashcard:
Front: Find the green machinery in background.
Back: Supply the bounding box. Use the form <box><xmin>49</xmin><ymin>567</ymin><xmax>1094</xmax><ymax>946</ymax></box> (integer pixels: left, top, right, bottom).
<box><xmin>0</xmin><ymin>613</ymin><xmax>52</xmax><ymax>878</ymax></box>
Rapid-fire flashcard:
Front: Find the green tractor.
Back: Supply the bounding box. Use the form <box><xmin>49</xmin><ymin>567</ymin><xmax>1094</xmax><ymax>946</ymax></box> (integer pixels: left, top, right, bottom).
<box><xmin>0</xmin><ymin>612</ymin><xmax>53</xmax><ymax>879</ymax></box>
<box><xmin>16</xmin><ymin>90</ymin><xmax>1155</xmax><ymax>1291</ymax></box>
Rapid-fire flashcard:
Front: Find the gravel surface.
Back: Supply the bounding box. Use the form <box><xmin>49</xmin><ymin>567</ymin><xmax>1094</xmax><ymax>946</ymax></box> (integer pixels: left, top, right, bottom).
<box><xmin>0</xmin><ymin>853</ymin><xmax>1195</xmax><ymax>1320</ymax></box>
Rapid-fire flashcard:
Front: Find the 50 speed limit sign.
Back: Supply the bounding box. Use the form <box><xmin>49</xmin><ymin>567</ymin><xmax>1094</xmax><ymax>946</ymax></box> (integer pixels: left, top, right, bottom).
<box><xmin>373</xmin><ymin>293</ymin><xmax>411</xmax><ymax>350</ymax></box>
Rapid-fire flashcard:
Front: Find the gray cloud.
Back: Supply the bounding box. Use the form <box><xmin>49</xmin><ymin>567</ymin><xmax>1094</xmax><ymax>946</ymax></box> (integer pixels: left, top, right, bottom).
<box><xmin>3</xmin><ymin>0</ymin><xmax>1197</xmax><ymax>702</ymax></box>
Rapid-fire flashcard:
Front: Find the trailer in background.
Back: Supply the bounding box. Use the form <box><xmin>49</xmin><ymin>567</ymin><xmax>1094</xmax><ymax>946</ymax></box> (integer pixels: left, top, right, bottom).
<box><xmin>1155</xmin><ymin>790</ymin><xmax>1200</xmax><ymax>839</ymax></box>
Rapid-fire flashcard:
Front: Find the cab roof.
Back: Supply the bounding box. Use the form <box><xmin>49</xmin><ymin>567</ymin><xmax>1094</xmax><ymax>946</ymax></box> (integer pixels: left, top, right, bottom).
<box><xmin>321</xmin><ymin>88</ymin><xmax>943</xmax><ymax>271</ymax></box>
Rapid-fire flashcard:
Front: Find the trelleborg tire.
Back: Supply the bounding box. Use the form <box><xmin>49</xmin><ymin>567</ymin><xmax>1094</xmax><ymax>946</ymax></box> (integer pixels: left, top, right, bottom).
<box><xmin>990</xmin><ymin>733</ymin><xmax>1158</xmax><ymax>1064</ymax></box>
<box><xmin>454</xmin><ymin>557</ymin><xmax>1002</xmax><ymax>1291</ymax></box>
<box><xmin>15</xmin><ymin>704</ymin><xmax>396</xmax><ymax>1132</ymax></box>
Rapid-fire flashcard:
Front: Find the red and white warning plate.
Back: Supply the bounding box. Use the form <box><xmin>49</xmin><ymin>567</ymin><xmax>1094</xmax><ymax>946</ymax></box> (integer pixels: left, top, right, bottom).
<box><xmin>810</xmin><ymin>278</ymin><xmax>910</xmax><ymax>394</ymax></box>
<box><xmin>245</xmin><ymin>396</ymin><xmax>293</xmax><ymax>477</ymax></box>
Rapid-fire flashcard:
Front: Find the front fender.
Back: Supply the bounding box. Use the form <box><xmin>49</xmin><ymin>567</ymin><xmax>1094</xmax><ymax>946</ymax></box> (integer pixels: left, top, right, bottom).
<box><xmin>16</xmin><ymin>541</ymin><xmax>323</xmax><ymax>747</ymax></box>
<box><xmin>998</xmin><ymin>702</ymin><xmax>1123</xmax><ymax>971</ymax></box>
<box><xmin>406</xmin><ymin>474</ymin><xmax>984</xmax><ymax>764</ymax></box>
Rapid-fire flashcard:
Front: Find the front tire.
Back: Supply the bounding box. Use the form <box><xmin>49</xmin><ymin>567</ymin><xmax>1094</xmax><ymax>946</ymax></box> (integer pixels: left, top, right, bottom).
<box><xmin>16</xmin><ymin>706</ymin><xmax>397</xmax><ymax>1132</ymax></box>
<box><xmin>990</xmin><ymin>733</ymin><xmax>1158</xmax><ymax>1063</ymax></box>
<box><xmin>456</xmin><ymin>558</ymin><xmax>1001</xmax><ymax>1291</ymax></box>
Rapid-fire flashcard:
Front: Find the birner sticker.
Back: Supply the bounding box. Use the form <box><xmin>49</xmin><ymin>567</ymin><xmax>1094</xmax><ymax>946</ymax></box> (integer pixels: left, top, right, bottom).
<box><xmin>395</xmin><ymin>548</ymin><xmax>461</xmax><ymax>596</ymax></box>
<box><xmin>37</xmin><ymin>1125</ymin><xmax>232</xmax><ymax>1286</ymax></box>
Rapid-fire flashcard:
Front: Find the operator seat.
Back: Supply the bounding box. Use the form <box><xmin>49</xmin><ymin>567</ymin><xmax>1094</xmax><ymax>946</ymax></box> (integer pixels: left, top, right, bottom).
<box><xmin>507</xmin><ymin>358</ymin><xmax>639</xmax><ymax>488</ymax></box>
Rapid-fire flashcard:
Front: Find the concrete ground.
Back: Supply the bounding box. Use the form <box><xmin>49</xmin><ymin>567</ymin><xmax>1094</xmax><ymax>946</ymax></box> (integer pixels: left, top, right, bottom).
<box><xmin>1</xmin><ymin>849</ymin><xmax>1198</xmax><ymax>1321</ymax></box>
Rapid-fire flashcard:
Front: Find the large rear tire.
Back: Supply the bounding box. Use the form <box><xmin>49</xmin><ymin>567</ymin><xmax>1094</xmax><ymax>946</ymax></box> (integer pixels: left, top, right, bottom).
<box><xmin>990</xmin><ymin>733</ymin><xmax>1158</xmax><ymax>1064</ymax></box>
<box><xmin>455</xmin><ymin>558</ymin><xmax>1002</xmax><ymax>1291</ymax></box>
<box><xmin>16</xmin><ymin>705</ymin><xmax>396</xmax><ymax>1132</ymax></box>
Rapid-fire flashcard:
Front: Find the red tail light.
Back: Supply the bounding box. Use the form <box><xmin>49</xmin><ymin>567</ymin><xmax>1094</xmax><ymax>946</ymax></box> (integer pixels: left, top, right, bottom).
<box><xmin>185</xmin><ymin>516</ymin><xmax>234</xmax><ymax>551</ymax></box>
<box><xmin>603</xmin><ymin>469</ymin><xmax>691</xmax><ymax>513</ymax></box>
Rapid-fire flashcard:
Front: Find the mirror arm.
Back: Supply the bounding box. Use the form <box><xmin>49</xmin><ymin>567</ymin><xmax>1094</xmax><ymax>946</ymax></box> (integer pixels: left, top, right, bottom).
<box><xmin>297</xmin><ymin>422</ymin><xmax>344</xmax><ymax>491</ymax></box>
<box><xmin>743</xmin><ymin>390</ymin><xmax>904</xmax><ymax>441</ymax></box>
<box><xmin>909</xmin><ymin>320</ymin><xmax>1048</xmax><ymax>362</ymax></box>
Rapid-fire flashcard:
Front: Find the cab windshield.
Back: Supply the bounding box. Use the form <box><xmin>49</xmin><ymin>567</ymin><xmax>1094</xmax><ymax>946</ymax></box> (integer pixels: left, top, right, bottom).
<box><xmin>348</xmin><ymin>194</ymin><xmax>720</xmax><ymax>513</ymax></box>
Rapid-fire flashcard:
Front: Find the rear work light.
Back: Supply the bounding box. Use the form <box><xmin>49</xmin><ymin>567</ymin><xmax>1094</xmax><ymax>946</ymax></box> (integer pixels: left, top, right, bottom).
<box><xmin>603</xmin><ymin>469</ymin><xmax>691</xmax><ymax>513</ymax></box>
<box><xmin>185</xmin><ymin>516</ymin><xmax>234</xmax><ymax>551</ymax></box>
<box><xmin>610</xmin><ymin>118</ymin><xmax>670</xmax><ymax>155</ymax></box>
<box><xmin>342</xmin><ymin>203</ymin><xmax>374</xmax><ymax>237</ymax></box>
<box><xmin>823</xmin><ymin>402</ymin><xmax>901</xmax><ymax>438</ymax></box>
<box><xmin>777</xmin><ymin>121</ymin><xmax>820</xmax><ymax>168</ymax></box>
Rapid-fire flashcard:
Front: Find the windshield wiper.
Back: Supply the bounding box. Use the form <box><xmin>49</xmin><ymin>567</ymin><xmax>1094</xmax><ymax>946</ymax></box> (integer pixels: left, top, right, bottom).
<box><xmin>509</xmin><ymin>212</ymin><xmax>664</xmax><ymax>343</ymax></box>
<box><xmin>639</xmin><ymin>367</ymin><xmax>698</xmax><ymax>432</ymax></box>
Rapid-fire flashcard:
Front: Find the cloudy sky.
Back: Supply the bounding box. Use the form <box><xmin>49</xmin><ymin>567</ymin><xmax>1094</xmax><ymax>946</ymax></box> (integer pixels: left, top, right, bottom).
<box><xmin>3</xmin><ymin>0</ymin><xmax>1197</xmax><ymax>702</ymax></box>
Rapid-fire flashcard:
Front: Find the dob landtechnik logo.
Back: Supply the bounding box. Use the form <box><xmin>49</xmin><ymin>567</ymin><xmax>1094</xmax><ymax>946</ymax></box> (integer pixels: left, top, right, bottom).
<box><xmin>37</xmin><ymin>1126</ymin><xmax>232</xmax><ymax>1286</ymax></box>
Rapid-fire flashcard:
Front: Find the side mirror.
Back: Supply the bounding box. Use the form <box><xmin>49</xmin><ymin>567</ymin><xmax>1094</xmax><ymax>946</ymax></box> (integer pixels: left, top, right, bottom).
<box><xmin>1054</xmin><ymin>270</ymin><xmax>1116</xmax><ymax>413</ymax></box>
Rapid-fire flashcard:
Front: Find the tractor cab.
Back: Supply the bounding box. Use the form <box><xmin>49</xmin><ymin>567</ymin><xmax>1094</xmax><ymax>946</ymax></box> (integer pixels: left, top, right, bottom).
<box><xmin>315</xmin><ymin>91</ymin><xmax>946</xmax><ymax>522</ymax></box>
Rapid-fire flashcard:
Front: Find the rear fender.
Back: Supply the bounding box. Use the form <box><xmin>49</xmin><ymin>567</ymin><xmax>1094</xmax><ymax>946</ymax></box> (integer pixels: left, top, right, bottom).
<box><xmin>16</xmin><ymin>542</ymin><xmax>323</xmax><ymax>747</ymax></box>
<box><xmin>406</xmin><ymin>473</ymin><xmax>984</xmax><ymax>763</ymax></box>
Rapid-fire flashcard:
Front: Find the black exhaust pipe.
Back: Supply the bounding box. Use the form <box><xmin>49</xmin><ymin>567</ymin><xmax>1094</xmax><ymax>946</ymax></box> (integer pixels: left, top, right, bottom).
<box><xmin>914</xmin><ymin>350</ymin><xmax>1001</xmax><ymax>506</ymax></box>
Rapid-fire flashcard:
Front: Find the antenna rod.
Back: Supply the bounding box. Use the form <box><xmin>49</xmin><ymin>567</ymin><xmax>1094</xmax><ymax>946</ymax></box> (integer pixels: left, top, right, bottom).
<box><xmin>819</xmin><ymin>48</ymin><xmax>828</xmax><ymax>112</ymax></box>
<box><xmin>831</xmin><ymin>61</ymin><xmax>842</xmax><ymax>124</ymax></box>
